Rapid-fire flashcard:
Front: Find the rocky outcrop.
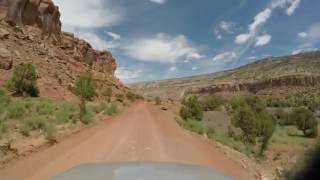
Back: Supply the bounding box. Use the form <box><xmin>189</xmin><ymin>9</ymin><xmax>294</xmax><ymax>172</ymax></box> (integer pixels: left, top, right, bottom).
<box><xmin>60</xmin><ymin>32</ymin><xmax>117</xmax><ymax>77</ymax></box>
<box><xmin>2</xmin><ymin>0</ymin><xmax>61</xmax><ymax>36</ymax></box>
<box><xmin>0</xmin><ymin>0</ymin><xmax>124</xmax><ymax>100</ymax></box>
<box><xmin>197</xmin><ymin>75</ymin><xmax>320</xmax><ymax>95</ymax></box>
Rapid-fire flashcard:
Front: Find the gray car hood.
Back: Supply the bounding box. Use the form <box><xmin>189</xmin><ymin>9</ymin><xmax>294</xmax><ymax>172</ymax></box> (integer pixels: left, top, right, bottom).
<box><xmin>53</xmin><ymin>161</ymin><xmax>232</xmax><ymax>180</ymax></box>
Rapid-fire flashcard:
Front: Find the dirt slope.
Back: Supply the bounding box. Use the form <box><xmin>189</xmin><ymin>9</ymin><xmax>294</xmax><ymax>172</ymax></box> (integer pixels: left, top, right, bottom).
<box><xmin>0</xmin><ymin>102</ymin><xmax>256</xmax><ymax>180</ymax></box>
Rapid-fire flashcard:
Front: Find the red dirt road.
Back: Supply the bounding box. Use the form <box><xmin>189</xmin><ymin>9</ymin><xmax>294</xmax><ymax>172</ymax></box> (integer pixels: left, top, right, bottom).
<box><xmin>0</xmin><ymin>102</ymin><xmax>254</xmax><ymax>180</ymax></box>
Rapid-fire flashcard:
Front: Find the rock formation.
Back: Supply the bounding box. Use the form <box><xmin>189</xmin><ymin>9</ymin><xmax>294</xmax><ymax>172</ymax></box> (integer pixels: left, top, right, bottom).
<box><xmin>0</xmin><ymin>0</ymin><xmax>125</xmax><ymax>100</ymax></box>
<box><xmin>195</xmin><ymin>75</ymin><xmax>320</xmax><ymax>97</ymax></box>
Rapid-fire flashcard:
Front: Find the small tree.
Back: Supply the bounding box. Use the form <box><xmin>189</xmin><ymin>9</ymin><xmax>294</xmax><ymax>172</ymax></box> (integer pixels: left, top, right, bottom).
<box><xmin>8</xmin><ymin>63</ymin><xmax>39</xmax><ymax>97</ymax></box>
<box><xmin>75</xmin><ymin>74</ymin><xmax>96</xmax><ymax>124</ymax></box>
<box><xmin>180</xmin><ymin>96</ymin><xmax>203</xmax><ymax>121</ymax></box>
<box><xmin>232</xmin><ymin>105</ymin><xmax>260</xmax><ymax>143</ymax></box>
<box><xmin>200</xmin><ymin>96</ymin><xmax>225</xmax><ymax>111</ymax></box>
<box><xmin>290</xmin><ymin>107</ymin><xmax>318</xmax><ymax>137</ymax></box>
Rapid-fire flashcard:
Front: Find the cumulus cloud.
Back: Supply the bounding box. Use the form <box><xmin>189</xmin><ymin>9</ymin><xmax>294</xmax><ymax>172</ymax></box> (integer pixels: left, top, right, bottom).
<box><xmin>295</xmin><ymin>22</ymin><xmax>320</xmax><ymax>52</ymax></box>
<box><xmin>63</xmin><ymin>26</ymin><xmax>118</xmax><ymax>50</ymax></box>
<box><xmin>235</xmin><ymin>33</ymin><xmax>251</xmax><ymax>44</ymax></box>
<box><xmin>115</xmin><ymin>67</ymin><xmax>143</xmax><ymax>83</ymax></box>
<box><xmin>106</xmin><ymin>31</ymin><xmax>121</xmax><ymax>40</ymax></box>
<box><xmin>286</xmin><ymin>0</ymin><xmax>301</xmax><ymax>16</ymax></box>
<box><xmin>298</xmin><ymin>32</ymin><xmax>307</xmax><ymax>38</ymax></box>
<box><xmin>124</xmin><ymin>33</ymin><xmax>202</xmax><ymax>63</ymax></box>
<box><xmin>255</xmin><ymin>34</ymin><xmax>272</xmax><ymax>46</ymax></box>
<box><xmin>213</xmin><ymin>52</ymin><xmax>237</xmax><ymax>62</ymax></box>
<box><xmin>149</xmin><ymin>0</ymin><xmax>166</xmax><ymax>4</ymax></box>
<box><xmin>55</xmin><ymin>0</ymin><xmax>124</xmax><ymax>28</ymax></box>
<box><xmin>234</xmin><ymin>0</ymin><xmax>302</xmax><ymax>48</ymax></box>
<box><xmin>249</xmin><ymin>8</ymin><xmax>272</xmax><ymax>33</ymax></box>
<box><xmin>220</xmin><ymin>21</ymin><xmax>236</xmax><ymax>34</ymax></box>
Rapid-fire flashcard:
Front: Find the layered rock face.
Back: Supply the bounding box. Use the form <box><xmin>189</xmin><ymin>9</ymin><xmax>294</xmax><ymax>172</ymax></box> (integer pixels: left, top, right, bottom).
<box><xmin>1</xmin><ymin>0</ymin><xmax>61</xmax><ymax>36</ymax></box>
<box><xmin>195</xmin><ymin>75</ymin><xmax>320</xmax><ymax>97</ymax></box>
<box><xmin>0</xmin><ymin>0</ymin><xmax>124</xmax><ymax>100</ymax></box>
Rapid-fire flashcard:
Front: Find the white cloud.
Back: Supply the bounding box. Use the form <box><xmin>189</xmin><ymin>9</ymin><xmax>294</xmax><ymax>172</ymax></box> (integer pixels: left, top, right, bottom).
<box><xmin>291</xmin><ymin>48</ymin><xmax>318</xmax><ymax>55</ymax></box>
<box><xmin>255</xmin><ymin>34</ymin><xmax>272</xmax><ymax>46</ymax></box>
<box><xmin>149</xmin><ymin>0</ymin><xmax>166</xmax><ymax>4</ymax></box>
<box><xmin>298</xmin><ymin>32</ymin><xmax>307</xmax><ymax>38</ymax></box>
<box><xmin>168</xmin><ymin>66</ymin><xmax>177</xmax><ymax>71</ymax></box>
<box><xmin>54</xmin><ymin>0</ymin><xmax>124</xmax><ymax>28</ymax></box>
<box><xmin>235</xmin><ymin>33</ymin><xmax>251</xmax><ymax>44</ymax></box>
<box><xmin>234</xmin><ymin>0</ymin><xmax>302</xmax><ymax>47</ymax></box>
<box><xmin>286</xmin><ymin>0</ymin><xmax>301</xmax><ymax>16</ymax></box>
<box><xmin>213</xmin><ymin>52</ymin><xmax>237</xmax><ymax>62</ymax></box>
<box><xmin>220</xmin><ymin>21</ymin><xmax>235</xmax><ymax>34</ymax></box>
<box><xmin>115</xmin><ymin>67</ymin><xmax>143</xmax><ymax>83</ymax></box>
<box><xmin>216</xmin><ymin>35</ymin><xmax>222</xmax><ymax>40</ymax></box>
<box><xmin>124</xmin><ymin>33</ymin><xmax>202</xmax><ymax>63</ymax></box>
<box><xmin>249</xmin><ymin>8</ymin><xmax>272</xmax><ymax>33</ymax></box>
<box><xmin>63</xmin><ymin>26</ymin><xmax>118</xmax><ymax>50</ymax></box>
<box><xmin>106</xmin><ymin>32</ymin><xmax>121</xmax><ymax>40</ymax></box>
<box><xmin>192</xmin><ymin>67</ymin><xmax>199</xmax><ymax>71</ymax></box>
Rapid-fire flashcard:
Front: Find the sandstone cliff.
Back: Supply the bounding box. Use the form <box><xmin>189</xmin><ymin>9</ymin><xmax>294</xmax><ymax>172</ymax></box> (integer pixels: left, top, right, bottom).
<box><xmin>0</xmin><ymin>0</ymin><xmax>125</xmax><ymax>101</ymax></box>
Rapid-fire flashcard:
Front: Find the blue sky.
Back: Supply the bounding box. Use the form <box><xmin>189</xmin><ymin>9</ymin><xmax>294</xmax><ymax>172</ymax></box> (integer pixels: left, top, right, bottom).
<box><xmin>54</xmin><ymin>0</ymin><xmax>320</xmax><ymax>83</ymax></box>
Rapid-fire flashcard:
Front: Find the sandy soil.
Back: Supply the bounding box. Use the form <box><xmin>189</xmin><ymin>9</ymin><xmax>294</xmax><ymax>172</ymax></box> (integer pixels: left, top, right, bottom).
<box><xmin>0</xmin><ymin>102</ymin><xmax>255</xmax><ymax>180</ymax></box>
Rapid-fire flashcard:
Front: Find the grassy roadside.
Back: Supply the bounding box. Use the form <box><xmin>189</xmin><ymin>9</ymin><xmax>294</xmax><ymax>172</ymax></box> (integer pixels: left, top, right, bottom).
<box><xmin>0</xmin><ymin>90</ymin><xmax>119</xmax><ymax>147</ymax></box>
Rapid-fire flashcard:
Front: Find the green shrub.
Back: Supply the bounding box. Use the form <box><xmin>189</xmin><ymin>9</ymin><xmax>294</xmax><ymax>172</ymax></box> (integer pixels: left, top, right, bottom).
<box><xmin>115</xmin><ymin>93</ymin><xmax>125</xmax><ymax>103</ymax></box>
<box><xmin>25</xmin><ymin>115</ymin><xmax>47</xmax><ymax>131</ymax></box>
<box><xmin>180</xmin><ymin>96</ymin><xmax>203</xmax><ymax>121</ymax></box>
<box><xmin>230</xmin><ymin>96</ymin><xmax>276</xmax><ymax>154</ymax></box>
<box><xmin>75</xmin><ymin>74</ymin><xmax>96</xmax><ymax>124</ymax></box>
<box><xmin>8</xmin><ymin>63</ymin><xmax>39</xmax><ymax>97</ymax></box>
<box><xmin>200</xmin><ymin>96</ymin><xmax>225</xmax><ymax>111</ymax></box>
<box><xmin>44</xmin><ymin>123</ymin><xmax>57</xmax><ymax>144</ymax></box>
<box><xmin>275</xmin><ymin>108</ymin><xmax>291</xmax><ymax>126</ymax></box>
<box><xmin>75</xmin><ymin>75</ymin><xmax>96</xmax><ymax>101</ymax></box>
<box><xmin>176</xmin><ymin>117</ymin><xmax>207</xmax><ymax>135</ymax></box>
<box><xmin>232</xmin><ymin>105</ymin><xmax>260</xmax><ymax>143</ymax></box>
<box><xmin>155</xmin><ymin>96</ymin><xmax>161</xmax><ymax>105</ymax></box>
<box><xmin>54</xmin><ymin>103</ymin><xmax>78</xmax><ymax>124</ymax></box>
<box><xmin>228</xmin><ymin>126</ymin><xmax>244</xmax><ymax>141</ymax></box>
<box><xmin>6</xmin><ymin>102</ymin><xmax>25</xmax><ymax>119</ymax></box>
<box><xmin>126</xmin><ymin>91</ymin><xmax>137</xmax><ymax>102</ymax></box>
<box><xmin>98</xmin><ymin>103</ymin><xmax>118</xmax><ymax>115</ymax></box>
<box><xmin>290</xmin><ymin>107</ymin><xmax>318</xmax><ymax>138</ymax></box>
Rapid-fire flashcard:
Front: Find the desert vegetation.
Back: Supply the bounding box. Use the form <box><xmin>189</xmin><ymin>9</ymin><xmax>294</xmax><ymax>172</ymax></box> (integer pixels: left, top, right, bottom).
<box><xmin>177</xmin><ymin>93</ymin><xmax>319</xmax><ymax>159</ymax></box>
<box><xmin>6</xmin><ymin>63</ymin><xmax>39</xmax><ymax>97</ymax></box>
<box><xmin>75</xmin><ymin>74</ymin><xmax>96</xmax><ymax>124</ymax></box>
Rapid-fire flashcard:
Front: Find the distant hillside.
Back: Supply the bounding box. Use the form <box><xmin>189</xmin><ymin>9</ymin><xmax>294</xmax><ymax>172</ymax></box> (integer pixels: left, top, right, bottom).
<box><xmin>131</xmin><ymin>51</ymin><xmax>320</xmax><ymax>99</ymax></box>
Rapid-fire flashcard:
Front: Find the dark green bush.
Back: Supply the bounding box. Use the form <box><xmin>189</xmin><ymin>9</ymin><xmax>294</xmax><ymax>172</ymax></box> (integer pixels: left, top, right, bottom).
<box><xmin>290</xmin><ymin>107</ymin><xmax>318</xmax><ymax>138</ymax></box>
<box><xmin>7</xmin><ymin>63</ymin><xmax>39</xmax><ymax>97</ymax></box>
<box><xmin>180</xmin><ymin>96</ymin><xmax>203</xmax><ymax>121</ymax></box>
<box><xmin>230</xmin><ymin>96</ymin><xmax>275</xmax><ymax>154</ymax></box>
<box><xmin>200</xmin><ymin>96</ymin><xmax>225</xmax><ymax>111</ymax></box>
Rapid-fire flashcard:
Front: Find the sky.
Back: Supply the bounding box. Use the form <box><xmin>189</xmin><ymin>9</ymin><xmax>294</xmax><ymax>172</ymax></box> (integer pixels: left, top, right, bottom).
<box><xmin>54</xmin><ymin>0</ymin><xmax>320</xmax><ymax>84</ymax></box>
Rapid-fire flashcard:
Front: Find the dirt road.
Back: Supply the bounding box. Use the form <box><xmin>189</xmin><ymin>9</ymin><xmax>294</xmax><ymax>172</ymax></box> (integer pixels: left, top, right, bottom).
<box><xmin>0</xmin><ymin>102</ymin><xmax>254</xmax><ymax>180</ymax></box>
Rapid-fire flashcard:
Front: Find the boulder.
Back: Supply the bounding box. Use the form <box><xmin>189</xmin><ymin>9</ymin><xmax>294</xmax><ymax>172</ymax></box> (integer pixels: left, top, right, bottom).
<box><xmin>0</xmin><ymin>59</ymin><xmax>12</xmax><ymax>70</ymax></box>
<box><xmin>0</xmin><ymin>28</ymin><xmax>9</xmax><ymax>39</ymax></box>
